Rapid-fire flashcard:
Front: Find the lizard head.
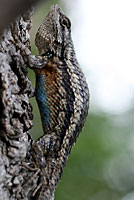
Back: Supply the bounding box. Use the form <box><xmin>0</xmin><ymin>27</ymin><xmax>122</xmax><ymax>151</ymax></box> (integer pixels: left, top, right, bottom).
<box><xmin>35</xmin><ymin>4</ymin><xmax>71</xmax><ymax>58</ymax></box>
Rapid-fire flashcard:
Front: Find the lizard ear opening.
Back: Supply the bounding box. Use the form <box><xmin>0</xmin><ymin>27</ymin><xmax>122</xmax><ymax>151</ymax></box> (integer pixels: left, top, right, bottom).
<box><xmin>60</xmin><ymin>16</ymin><xmax>71</xmax><ymax>29</ymax></box>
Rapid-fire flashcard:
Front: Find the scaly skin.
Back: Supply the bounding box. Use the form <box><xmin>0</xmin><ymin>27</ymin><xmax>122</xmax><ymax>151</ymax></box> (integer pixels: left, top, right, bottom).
<box><xmin>31</xmin><ymin>4</ymin><xmax>89</xmax><ymax>199</ymax></box>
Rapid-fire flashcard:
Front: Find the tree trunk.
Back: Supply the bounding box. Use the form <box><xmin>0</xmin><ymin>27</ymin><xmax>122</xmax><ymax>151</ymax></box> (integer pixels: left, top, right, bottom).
<box><xmin>0</xmin><ymin>0</ymin><xmax>45</xmax><ymax>34</ymax></box>
<box><xmin>0</xmin><ymin>6</ymin><xmax>48</xmax><ymax>200</ymax></box>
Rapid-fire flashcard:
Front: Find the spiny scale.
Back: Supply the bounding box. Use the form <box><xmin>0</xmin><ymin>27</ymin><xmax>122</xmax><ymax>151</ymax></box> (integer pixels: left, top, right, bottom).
<box><xmin>34</xmin><ymin>4</ymin><xmax>89</xmax><ymax>199</ymax></box>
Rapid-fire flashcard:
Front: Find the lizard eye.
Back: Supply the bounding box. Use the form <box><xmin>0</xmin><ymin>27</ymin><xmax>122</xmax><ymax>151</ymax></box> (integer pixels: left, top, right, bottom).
<box><xmin>60</xmin><ymin>17</ymin><xmax>71</xmax><ymax>29</ymax></box>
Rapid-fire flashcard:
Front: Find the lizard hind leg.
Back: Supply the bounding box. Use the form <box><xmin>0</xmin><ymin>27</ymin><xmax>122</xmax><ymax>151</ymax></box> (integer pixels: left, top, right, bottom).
<box><xmin>33</xmin><ymin>134</ymin><xmax>60</xmax><ymax>164</ymax></box>
<box><xmin>30</xmin><ymin>135</ymin><xmax>60</xmax><ymax>199</ymax></box>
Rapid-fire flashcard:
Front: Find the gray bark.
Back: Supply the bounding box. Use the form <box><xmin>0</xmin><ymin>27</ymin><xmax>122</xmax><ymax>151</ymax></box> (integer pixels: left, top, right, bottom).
<box><xmin>0</xmin><ymin>0</ymin><xmax>46</xmax><ymax>34</ymax></box>
<box><xmin>0</xmin><ymin>8</ymin><xmax>45</xmax><ymax>200</ymax></box>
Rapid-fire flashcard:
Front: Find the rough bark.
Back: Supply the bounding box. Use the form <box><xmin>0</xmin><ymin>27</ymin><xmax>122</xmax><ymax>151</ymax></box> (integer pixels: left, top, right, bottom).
<box><xmin>0</xmin><ymin>8</ymin><xmax>45</xmax><ymax>200</ymax></box>
<box><xmin>0</xmin><ymin>0</ymin><xmax>46</xmax><ymax>34</ymax></box>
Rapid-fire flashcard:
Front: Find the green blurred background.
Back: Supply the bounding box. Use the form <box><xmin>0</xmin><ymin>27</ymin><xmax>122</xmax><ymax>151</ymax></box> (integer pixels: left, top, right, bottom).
<box><xmin>28</xmin><ymin>1</ymin><xmax>134</xmax><ymax>199</ymax></box>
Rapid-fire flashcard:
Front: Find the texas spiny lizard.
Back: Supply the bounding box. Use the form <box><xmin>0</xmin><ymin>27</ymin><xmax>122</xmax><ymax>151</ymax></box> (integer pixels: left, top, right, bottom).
<box><xmin>17</xmin><ymin>4</ymin><xmax>89</xmax><ymax>200</ymax></box>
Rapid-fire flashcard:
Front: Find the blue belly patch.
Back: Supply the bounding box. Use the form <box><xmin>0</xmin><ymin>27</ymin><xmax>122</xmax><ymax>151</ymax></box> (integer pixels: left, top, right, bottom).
<box><xmin>36</xmin><ymin>75</ymin><xmax>50</xmax><ymax>128</ymax></box>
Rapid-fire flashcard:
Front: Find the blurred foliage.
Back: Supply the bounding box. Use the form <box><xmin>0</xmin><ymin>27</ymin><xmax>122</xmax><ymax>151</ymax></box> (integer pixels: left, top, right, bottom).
<box><xmin>28</xmin><ymin>1</ymin><xmax>134</xmax><ymax>200</ymax></box>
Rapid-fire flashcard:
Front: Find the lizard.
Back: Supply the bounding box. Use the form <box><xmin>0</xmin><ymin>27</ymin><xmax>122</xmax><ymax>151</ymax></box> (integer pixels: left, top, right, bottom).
<box><xmin>13</xmin><ymin>4</ymin><xmax>89</xmax><ymax>199</ymax></box>
<box><xmin>30</xmin><ymin>4</ymin><xmax>90</xmax><ymax>199</ymax></box>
